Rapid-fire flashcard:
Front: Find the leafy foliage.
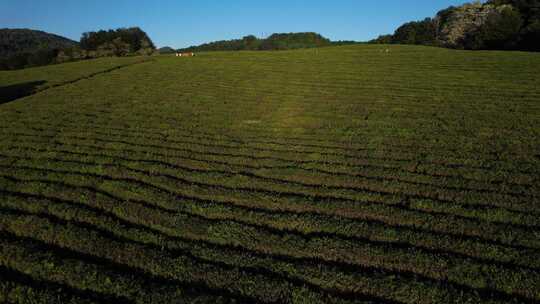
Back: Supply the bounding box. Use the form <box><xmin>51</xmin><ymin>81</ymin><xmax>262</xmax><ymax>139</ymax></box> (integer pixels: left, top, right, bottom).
<box><xmin>487</xmin><ymin>0</ymin><xmax>540</xmax><ymax>50</ymax></box>
<box><xmin>371</xmin><ymin>0</ymin><xmax>540</xmax><ymax>51</ymax></box>
<box><xmin>259</xmin><ymin>33</ymin><xmax>332</xmax><ymax>50</ymax></box>
<box><xmin>0</xmin><ymin>29</ymin><xmax>78</xmax><ymax>58</ymax></box>
<box><xmin>391</xmin><ymin>18</ymin><xmax>437</xmax><ymax>45</ymax></box>
<box><xmin>1</xmin><ymin>27</ymin><xmax>155</xmax><ymax>71</ymax></box>
<box><xmin>465</xmin><ymin>5</ymin><xmax>524</xmax><ymax>50</ymax></box>
<box><xmin>0</xmin><ymin>45</ymin><xmax>539</xmax><ymax>303</ymax></box>
<box><xmin>80</xmin><ymin>27</ymin><xmax>155</xmax><ymax>54</ymax></box>
<box><xmin>370</xmin><ymin>35</ymin><xmax>393</xmax><ymax>44</ymax></box>
<box><xmin>0</xmin><ymin>29</ymin><xmax>78</xmax><ymax>70</ymax></box>
<box><xmin>178</xmin><ymin>32</ymin><xmax>336</xmax><ymax>52</ymax></box>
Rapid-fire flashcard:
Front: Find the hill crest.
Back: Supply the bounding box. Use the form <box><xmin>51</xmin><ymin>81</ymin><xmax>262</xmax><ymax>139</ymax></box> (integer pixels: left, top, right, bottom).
<box><xmin>0</xmin><ymin>28</ymin><xmax>78</xmax><ymax>58</ymax></box>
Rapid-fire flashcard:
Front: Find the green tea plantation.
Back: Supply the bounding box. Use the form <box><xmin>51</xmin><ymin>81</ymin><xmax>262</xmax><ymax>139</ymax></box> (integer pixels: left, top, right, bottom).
<box><xmin>0</xmin><ymin>45</ymin><xmax>539</xmax><ymax>303</ymax></box>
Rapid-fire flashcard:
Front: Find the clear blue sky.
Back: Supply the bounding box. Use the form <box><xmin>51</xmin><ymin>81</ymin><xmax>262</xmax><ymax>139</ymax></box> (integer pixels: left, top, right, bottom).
<box><xmin>1</xmin><ymin>0</ymin><xmax>473</xmax><ymax>48</ymax></box>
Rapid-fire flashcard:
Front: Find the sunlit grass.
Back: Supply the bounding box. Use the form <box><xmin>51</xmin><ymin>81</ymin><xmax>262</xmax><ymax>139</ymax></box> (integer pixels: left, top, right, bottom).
<box><xmin>0</xmin><ymin>44</ymin><xmax>539</xmax><ymax>303</ymax></box>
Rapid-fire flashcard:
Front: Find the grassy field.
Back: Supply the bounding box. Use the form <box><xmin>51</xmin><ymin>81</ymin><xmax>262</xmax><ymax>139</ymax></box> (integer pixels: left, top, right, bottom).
<box><xmin>0</xmin><ymin>44</ymin><xmax>539</xmax><ymax>303</ymax></box>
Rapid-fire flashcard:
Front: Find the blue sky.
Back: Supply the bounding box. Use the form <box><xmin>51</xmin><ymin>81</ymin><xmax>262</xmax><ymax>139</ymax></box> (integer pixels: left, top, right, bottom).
<box><xmin>1</xmin><ymin>0</ymin><xmax>473</xmax><ymax>48</ymax></box>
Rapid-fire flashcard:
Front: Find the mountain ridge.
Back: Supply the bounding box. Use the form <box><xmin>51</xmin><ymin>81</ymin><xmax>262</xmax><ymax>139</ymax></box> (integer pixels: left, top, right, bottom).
<box><xmin>0</xmin><ymin>28</ymin><xmax>78</xmax><ymax>58</ymax></box>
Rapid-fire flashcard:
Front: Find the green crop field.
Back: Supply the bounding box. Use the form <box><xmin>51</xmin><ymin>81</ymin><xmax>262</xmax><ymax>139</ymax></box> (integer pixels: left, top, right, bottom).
<box><xmin>0</xmin><ymin>45</ymin><xmax>539</xmax><ymax>303</ymax></box>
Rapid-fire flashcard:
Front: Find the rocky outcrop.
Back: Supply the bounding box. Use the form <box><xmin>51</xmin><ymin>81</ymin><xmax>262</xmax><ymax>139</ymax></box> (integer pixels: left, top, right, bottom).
<box><xmin>435</xmin><ymin>2</ymin><xmax>516</xmax><ymax>48</ymax></box>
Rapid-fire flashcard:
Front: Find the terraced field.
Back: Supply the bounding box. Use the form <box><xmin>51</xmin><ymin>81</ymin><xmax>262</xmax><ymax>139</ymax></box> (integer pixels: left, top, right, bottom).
<box><xmin>0</xmin><ymin>45</ymin><xmax>539</xmax><ymax>303</ymax></box>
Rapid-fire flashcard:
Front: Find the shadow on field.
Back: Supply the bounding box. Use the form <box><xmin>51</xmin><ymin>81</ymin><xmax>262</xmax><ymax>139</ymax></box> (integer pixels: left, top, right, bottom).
<box><xmin>0</xmin><ymin>80</ymin><xmax>46</xmax><ymax>105</ymax></box>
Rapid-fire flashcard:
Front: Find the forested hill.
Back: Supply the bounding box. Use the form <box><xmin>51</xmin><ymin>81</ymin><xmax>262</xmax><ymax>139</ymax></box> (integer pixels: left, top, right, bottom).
<box><xmin>178</xmin><ymin>32</ymin><xmax>349</xmax><ymax>52</ymax></box>
<box><xmin>370</xmin><ymin>0</ymin><xmax>540</xmax><ymax>51</ymax></box>
<box><xmin>0</xmin><ymin>29</ymin><xmax>78</xmax><ymax>58</ymax></box>
<box><xmin>0</xmin><ymin>27</ymin><xmax>155</xmax><ymax>71</ymax></box>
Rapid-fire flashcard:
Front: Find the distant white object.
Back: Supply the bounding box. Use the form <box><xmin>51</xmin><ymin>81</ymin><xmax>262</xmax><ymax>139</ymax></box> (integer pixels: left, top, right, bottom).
<box><xmin>385</xmin><ymin>48</ymin><xmax>390</xmax><ymax>53</ymax></box>
<box><xmin>175</xmin><ymin>52</ymin><xmax>195</xmax><ymax>57</ymax></box>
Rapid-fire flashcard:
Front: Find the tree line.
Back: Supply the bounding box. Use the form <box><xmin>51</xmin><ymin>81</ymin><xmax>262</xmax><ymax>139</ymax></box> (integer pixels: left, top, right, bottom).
<box><xmin>177</xmin><ymin>32</ymin><xmax>339</xmax><ymax>53</ymax></box>
<box><xmin>0</xmin><ymin>27</ymin><xmax>155</xmax><ymax>70</ymax></box>
<box><xmin>0</xmin><ymin>29</ymin><xmax>77</xmax><ymax>70</ymax></box>
<box><xmin>3</xmin><ymin>1</ymin><xmax>538</xmax><ymax>70</ymax></box>
<box><xmin>370</xmin><ymin>0</ymin><xmax>540</xmax><ymax>51</ymax></box>
<box><xmin>79</xmin><ymin>27</ymin><xmax>155</xmax><ymax>54</ymax></box>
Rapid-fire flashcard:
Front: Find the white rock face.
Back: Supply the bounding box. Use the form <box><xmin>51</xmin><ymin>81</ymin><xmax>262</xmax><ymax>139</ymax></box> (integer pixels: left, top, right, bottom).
<box><xmin>436</xmin><ymin>2</ymin><xmax>498</xmax><ymax>48</ymax></box>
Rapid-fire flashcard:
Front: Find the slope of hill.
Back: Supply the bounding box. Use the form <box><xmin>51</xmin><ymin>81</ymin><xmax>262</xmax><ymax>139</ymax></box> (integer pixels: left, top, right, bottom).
<box><xmin>158</xmin><ymin>46</ymin><xmax>176</xmax><ymax>54</ymax></box>
<box><xmin>0</xmin><ymin>28</ymin><xmax>78</xmax><ymax>58</ymax></box>
<box><xmin>0</xmin><ymin>56</ymin><xmax>151</xmax><ymax>103</ymax></box>
<box><xmin>0</xmin><ymin>45</ymin><xmax>539</xmax><ymax>303</ymax></box>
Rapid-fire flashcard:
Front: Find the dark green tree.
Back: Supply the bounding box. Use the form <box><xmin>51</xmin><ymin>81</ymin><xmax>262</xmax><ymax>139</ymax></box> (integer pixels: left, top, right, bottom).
<box><xmin>391</xmin><ymin>18</ymin><xmax>437</xmax><ymax>45</ymax></box>
<box><xmin>80</xmin><ymin>27</ymin><xmax>155</xmax><ymax>53</ymax></box>
<box><xmin>369</xmin><ymin>35</ymin><xmax>393</xmax><ymax>44</ymax></box>
<box><xmin>242</xmin><ymin>35</ymin><xmax>260</xmax><ymax>50</ymax></box>
<box><xmin>480</xmin><ymin>0</ymin><xmax>539</xmax><ymax>50</ymax></box>
<box><xmin>480</xmin><ymin>6</ymin><xmax>523</xmax><ymax>49</ymax></box>
<box><xmin>179</xmin><ymin>32</ymin><xmax>333</xmax><ymax>53</ymax></box>
<box><xmin>26</xmin><ymin>49</ymin><xmax>59</xmax><ymax>67</ymax></box>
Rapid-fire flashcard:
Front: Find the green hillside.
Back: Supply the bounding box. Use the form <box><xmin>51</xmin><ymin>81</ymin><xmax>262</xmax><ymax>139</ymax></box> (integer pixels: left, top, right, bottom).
<box><xmin>0</xmin><ymin>45</ymin><xmax>539</xmax><ymax>303</ymax></box>
<box><xmin>0</xmin><ymin>29</ymin><xmax>81</xmax><ymax>71</ymax></box>
<box><xmin>0</xmin><ymin>29</ymin><xmax>78</xmax><ymax>58</ymax></box>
